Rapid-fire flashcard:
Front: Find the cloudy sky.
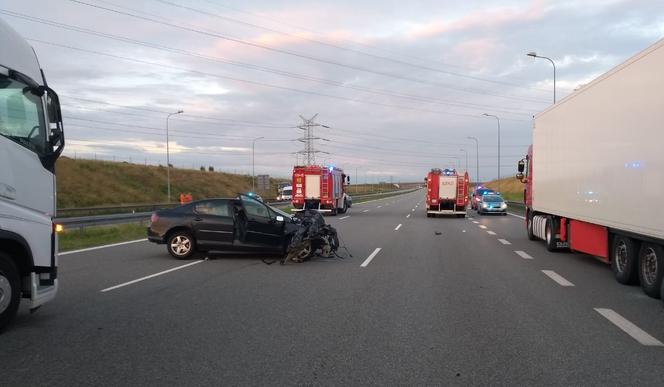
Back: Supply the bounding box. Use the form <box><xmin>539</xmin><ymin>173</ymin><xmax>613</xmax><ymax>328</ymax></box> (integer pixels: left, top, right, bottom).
<box><xmin>3</xmin><ymin>0</ymin><xmax>663</xmax><ymax>182</ymax></box>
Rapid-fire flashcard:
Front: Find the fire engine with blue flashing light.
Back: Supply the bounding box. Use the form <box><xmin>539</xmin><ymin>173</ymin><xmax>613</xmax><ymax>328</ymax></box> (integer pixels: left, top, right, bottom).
<box><xmin>291</xmin><ymin>165</ymin><xmax>350</xmax><ymax>215</ymax></box>
<box><xmin>425</xmin><ymin>168</ymin><xmax>469</xmax><ymax>218</ymax></box>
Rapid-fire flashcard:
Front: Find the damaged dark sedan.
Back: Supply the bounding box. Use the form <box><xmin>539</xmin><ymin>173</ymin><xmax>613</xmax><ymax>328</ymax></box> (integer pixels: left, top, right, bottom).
<box><xmin>147</xmin><ymin>194</ymin><xmax>300</xmax><ymax>259</ymax></box>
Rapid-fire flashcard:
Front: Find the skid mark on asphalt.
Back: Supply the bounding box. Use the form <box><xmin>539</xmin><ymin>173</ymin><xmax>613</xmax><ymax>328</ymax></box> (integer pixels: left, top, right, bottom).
<box><xmin>361</xmin><ymin>248</ymin><xmax>382</xmax><ymax>268</ymax></box>
<box><xmin>541</xmin><ymin>270</ymin><xmax>575</xmax><ymax>287</ymax></box>
<box><xmin>101</xmin><ymin>259</ymin><xmax>206</xmax><ymax>292</ymax></box>
<box><xmin>594</xmin><ymin>308</ymin><xmax>664</xmax><ymax>346</ymax></box>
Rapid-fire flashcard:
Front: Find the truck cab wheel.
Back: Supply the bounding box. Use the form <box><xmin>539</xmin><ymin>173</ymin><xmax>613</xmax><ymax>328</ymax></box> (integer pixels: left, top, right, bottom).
<box><xmin>638</xmin><ymin>243</ymin><xmax>664</xmax><ymax>298</ymax></box>
<box><xmin>611</xmin><ymin>236</ymin><xmax>639</xmax><ymax>285</ymax></box>
<box><xmin>0</xmin><ymin>253</ymin><xmax>21</xmax><ymax>331</ymax></box>
<box><xmin>545</xmin><ymin>217</ymin><xmax>558</xmax><ymax>252</ymax></box>
<box><xmin>526</xmin><ymin>213</ymin><xmax>537</xmax><ymax>241</ymax></box>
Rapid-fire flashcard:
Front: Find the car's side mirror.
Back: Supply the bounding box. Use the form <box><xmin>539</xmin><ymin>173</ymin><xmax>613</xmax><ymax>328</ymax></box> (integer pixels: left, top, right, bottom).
<box><xmin>517</xmin><ymin>159</ymin><xmax>525</xmax><ymax>173</ymax></box>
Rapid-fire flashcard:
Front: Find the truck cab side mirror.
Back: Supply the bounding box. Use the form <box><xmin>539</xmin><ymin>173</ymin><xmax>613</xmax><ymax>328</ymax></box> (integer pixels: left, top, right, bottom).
<box><xmin>517</xmin><ymin>159</ymin><xmax>525</xmax><ymax>173</ymax></box>
<box><xmin>346</xmin><ymin>175</ymin><xmax>350</xmax><ymax>184</ymax></box>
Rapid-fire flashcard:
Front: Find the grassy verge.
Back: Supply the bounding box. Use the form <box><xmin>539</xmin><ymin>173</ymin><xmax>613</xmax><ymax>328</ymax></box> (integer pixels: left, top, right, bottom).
<box><xmin>58</xmin><ymin>223</ymin><xmax>148</xmax><ymax>252</ymax></box>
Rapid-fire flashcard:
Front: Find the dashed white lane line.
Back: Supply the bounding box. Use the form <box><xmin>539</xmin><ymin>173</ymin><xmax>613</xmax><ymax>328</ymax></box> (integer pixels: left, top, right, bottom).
<box><xmin>60</xmin><ymin>239</ymin><xmax>147</xmax><ymax>256</ymax></box>
<box><xmin>363</xmin><ymin>209</ymin><xmax>370</xmax><ymax>213</ymax></box>
<box><xmin>411</xmin><ymin>209</ymin><xmax>415</xmax><ymax>212</ymax></box>
<box><xmin>498</xmin><ymin>239</ymin><xmax>511</xmax><ymax>245</ymax></box>
<box><xmin>594</xmin><ymin>308</ymin><xmax>664</xmax><ymax>346</ymax></box>
<box><xmin>479</xmin><ymin>225</ymin><xmax>487</xmax><ymax>229</ymax></box>
<box><xmin>509</xmin><ymin>213</ymin><xmax>526</xmax><ymax>220</ymax></box>
<box><xmin>468</xmin><ymin>217</ymin><xmax>474</xmax><ymax>220</ymax></box>
<box><xmin>101</xmin><ymin>259</ymin><xmax>206</xmax><ymax>292</ymax></box>
<box><xmin>377</xmin><ymin>205</ymin><xmax>382</xmax><ymax>208</ymax></box>
<box><xmin>406</xmin><ymin>214</ymin><xmax>411</xmax><ymax>218</ymax></box>
<box><xmin>472</xmin><ymin>221</ymin><xmax>479</xmax><ymax>224</ymax></box>
<box><xmin>541</xmin><ymin>270</ymin><xmax>575</xmax><ymax>287</ymax></box>
<box><xmin>339</xmin><ymin>216</ymin><xmax>350</xmax><ymax>220</ymax></box>
<box><xmin>486</xmin><ymin>231</ymin><xmax>497</xmax><ymax>235</ymax></box>
<box><xmin>395</xmin><ymin>224</ymin><xmax>402</xmax><ymax>231</ymax></box>
<box><xmin>361</xmin><ymin>248</ymin><xmax>382</xmax><ymax>268</ymax></box>
<box><xmin>515</xmin><ymin>250</ymin><xmax>534</xmax><ymax>259</ymax></box>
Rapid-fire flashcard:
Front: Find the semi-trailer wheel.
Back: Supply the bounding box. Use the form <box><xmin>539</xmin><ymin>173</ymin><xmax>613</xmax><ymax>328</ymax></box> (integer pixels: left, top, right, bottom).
<box><xmin>545</xmin><ymin>216</ymin><xmax>558</xmax><ymax>252</ymax></box>
<box><xmin>638</xmin><ymin>243</ymin><xmax>664</xmax><ymax>299</ymax></box>
<box><xmin>0</xmin><ymin>252</ymin><xmax>20</xmax><ymax>331</ymax></box>
<box><xmin>610</xmin><ymin>235</ymin><xmax>639</xmax><ymax>285</ymax></box>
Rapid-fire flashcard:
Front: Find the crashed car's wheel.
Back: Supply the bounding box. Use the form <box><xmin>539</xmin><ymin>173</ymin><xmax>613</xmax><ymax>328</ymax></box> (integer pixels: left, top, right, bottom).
<box><xmin>288</xmin><ymin>241</ymin><xmax>312</xmax><ymax>263</ymax></box>
<box><xmin>167</xmin><ymin>231</ymin><xmax>196</xmax><ymax>259</ymax></box>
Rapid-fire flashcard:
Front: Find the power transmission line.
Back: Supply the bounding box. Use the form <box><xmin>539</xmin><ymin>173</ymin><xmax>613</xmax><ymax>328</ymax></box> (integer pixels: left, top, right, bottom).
<box><xmin>295</xmin><ymin>114</ymin><xmax>329</xmax><ymax>165</ymax></box>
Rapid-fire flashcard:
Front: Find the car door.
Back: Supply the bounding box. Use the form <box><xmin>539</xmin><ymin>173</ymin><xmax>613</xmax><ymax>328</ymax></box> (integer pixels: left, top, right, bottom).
<box><xmin>191</xmin><ymin>200</ymin><xmax>235</xmax><ymax>248</ymax></box>
<box><xmin>239</xmin><ymin>195</ymin><xmax>284</xmax><ymax>247</ymax></box>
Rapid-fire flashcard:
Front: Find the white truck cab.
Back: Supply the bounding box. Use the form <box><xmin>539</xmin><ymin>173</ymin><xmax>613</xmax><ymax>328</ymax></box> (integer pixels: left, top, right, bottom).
<box><xmin>0</xmin><ymin>18</ymin><xmax>64</xmax><ymax>331</ymax></box>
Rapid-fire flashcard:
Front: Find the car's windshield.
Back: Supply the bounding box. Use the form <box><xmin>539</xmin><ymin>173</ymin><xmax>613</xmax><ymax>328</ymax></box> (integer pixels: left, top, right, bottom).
<box><xmin>0</xmin><ymin>73</ymin><xmax>47</xmax><ymax>155</ymax></box>
<box><xmin>282</xmin><ymin>189</ymin><xmax>292</xmax><ymax>195</ymax></box>
<box><xmin>483</xmin><ymin>195</ymin><xmax>504</xmax><ymax>202</ymax></box>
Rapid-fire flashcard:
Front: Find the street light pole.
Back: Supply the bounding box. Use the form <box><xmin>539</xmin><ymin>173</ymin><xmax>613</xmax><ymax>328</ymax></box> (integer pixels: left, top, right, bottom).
<box><xmin>251</xmin><ymin>136</ymin><xmax>264</xmax><ymax>192</ymax></box>
<box><xmin>482</xmin><ymin>113</ymin><xmax>501</xmax><ymax>193</ymax></box>
<box><xmin>527</xmin><ymin>52</ymin><xmax>557</xmax><ymax>103</ymax></box>
<box><xmin>166</xmin><ymin>110</ymin><xmax>183</xmax><ymax>203</ymax></box>
<box><xmin>466</xmin><ymin>136</ymin><xmax>479</xmax><ymax>184</ymax></box>
<box><xmin>459</xmin><ymin>148</ymin><xmax>468</xmax><ymax>173</ymax></box>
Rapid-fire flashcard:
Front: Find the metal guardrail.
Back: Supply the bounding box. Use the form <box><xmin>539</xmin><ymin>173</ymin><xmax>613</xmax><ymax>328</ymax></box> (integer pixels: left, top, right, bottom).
<box><xmin>55</xmin><ymin>189</ymin><xmax>420</xmax><ymax>228</ymax></box>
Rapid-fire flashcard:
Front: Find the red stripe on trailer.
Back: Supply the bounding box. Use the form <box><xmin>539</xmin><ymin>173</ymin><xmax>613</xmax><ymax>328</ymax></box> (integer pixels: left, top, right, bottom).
<box><xmin>569</xmin><ymin>220</ymin><xmax>608</xmax><ymax>261</ymax></box>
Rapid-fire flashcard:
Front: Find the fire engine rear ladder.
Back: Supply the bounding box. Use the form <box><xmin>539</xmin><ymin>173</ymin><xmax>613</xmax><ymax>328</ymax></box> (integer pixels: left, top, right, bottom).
<box><xmin>455</xmin><ymin>176</ymin><xmax>465</xmax><ymax>212</ymax></box>
<box><xmin>320</xmin><ymin>174</ymin><xmax>329</xmax><ymax>210</ymax></box>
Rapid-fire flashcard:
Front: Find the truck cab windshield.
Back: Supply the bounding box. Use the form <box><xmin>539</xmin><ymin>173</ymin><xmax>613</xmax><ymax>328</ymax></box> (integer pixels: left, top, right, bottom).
<box><xmin>0</xmin><ymin>73</ymin><xmax>47</xmax><ymax>155</ymax></box>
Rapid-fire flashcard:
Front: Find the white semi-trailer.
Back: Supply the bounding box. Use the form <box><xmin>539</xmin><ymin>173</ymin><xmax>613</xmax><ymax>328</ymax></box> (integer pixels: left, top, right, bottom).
<box><xmin>0</xmin><ymin>18</ymin><xmax>64</xmax><ymax>330</ymax></box>
<box><xmin>517</xmin><ymin>38</ymin><xmax>664</xmax><ymax>299</ymax></box>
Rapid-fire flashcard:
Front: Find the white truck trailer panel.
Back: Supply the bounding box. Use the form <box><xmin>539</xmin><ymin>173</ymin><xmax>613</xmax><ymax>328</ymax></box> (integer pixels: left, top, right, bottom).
<box><xmin>438</xmin><ymin>176</ymin><xmax>458</xmax><ymax>200</ymax></box>
<box><xmin>533</xmin><ymin>38</ymin><xmax>664</xmax><ymax>240</ymax></box>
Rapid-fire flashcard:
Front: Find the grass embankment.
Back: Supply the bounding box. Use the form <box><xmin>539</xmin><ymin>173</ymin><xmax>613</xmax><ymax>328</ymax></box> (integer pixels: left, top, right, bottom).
<box><xmin>56</xmin><ymin>157</ymin><xmax>287</xmax><ymax>208</ymax></box>
<box><xmin>58</xmin><ymin>223</ymin><xmax>147</xmax><ymax>252</ymax></box>
<box><xmin>483</xmin><ymin>177</ymin><xmax>524</xmax><ymax>202</ymax></box>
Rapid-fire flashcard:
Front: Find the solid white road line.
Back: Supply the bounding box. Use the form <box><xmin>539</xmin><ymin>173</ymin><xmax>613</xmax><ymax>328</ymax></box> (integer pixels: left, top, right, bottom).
<box><xmin>472</xmin><ymin>221</ymin><xmax>479</xmax><ymax>224</ymax></box>
<box><xmin>363</xmin><ymin>209</ymin><xmax>369</xmax><ymax>213</ymax></box>
<box><xmin>406</xmin><ymin>214</ymin><xmax>411</xmax><ymax>218</ymax></box>
<box><xmin>395</xmin><ymin>224</ymin><xmax>402</xmax><ymax>231</ymax></box>
<box><xmin>60</xmin><ymin>239</ymin><xmax>147</xmax><ymax>256</ymax></box>
<box><xmin>361</xmin><ymin>248</ymin><xmax>382</xmax><ymax>268</ymax></box>
<box><xmin>541</xmin><ymin>270</ymin><xmax>575</xmax><ymax>287</ymax></box>
<box><xmin>508</xmin><ymin>213</ymin><xmax>526</xmax><ymax>220</ymax></box>
<box><xmin>339</xmin><ymin>216</ymin><xmax>350</xmax><ymax>220</ymax></box>
<box><xmin>101</xmin><ymin>260</ymin><xmax>206</xmax><ymax>292</ymax></box>
<box><xmin>479</xmin><ymin>225</ymin><xmax>487</xmax><ymax>229</ymax></box>
<box><xmin>498</xmin><ymin>239</ymin><xmax>511</xmax><ymax>245</ymax></box>
<box><xmin>487</xmin><ymin>231</ymin><xmax>497</xmax><ymax>235</ymax></box>
<box><xmin>594</xmin><ymin>308</ymin><xmax>664</xmax><ymax>346</ymax></box>
<box><xmin>514</xmin><ymin>250</ymin><xmax>534</xmax><ymax>259</ymax></box>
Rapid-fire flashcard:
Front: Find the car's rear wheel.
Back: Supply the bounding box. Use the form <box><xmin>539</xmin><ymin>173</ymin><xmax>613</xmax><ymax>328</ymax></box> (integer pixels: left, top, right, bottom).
<box><xmin>167</xmin><ymin>231</ymin><xmax>196</xmax><ymax>259</ymax></box>
<box><xmin>639</xmin><ymin>243</ymin><xmax>664</xmax><ymax>298</ymax></box>
<box><xmin>0</xmin><ymin>253</ymin><xmax>20</xmax><ymax>331</ymax></box>
<box><xmin>611</xmin><ymin>235</ymin><xmax>639</xmax><ymax>285</ymax></box>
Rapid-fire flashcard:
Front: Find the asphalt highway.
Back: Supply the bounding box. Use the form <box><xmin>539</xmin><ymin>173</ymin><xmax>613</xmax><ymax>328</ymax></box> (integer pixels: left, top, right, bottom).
<box><xmin>3</xmin><ymin>189</ymin><xmax>664</xmax><ymax>386</ymax></box>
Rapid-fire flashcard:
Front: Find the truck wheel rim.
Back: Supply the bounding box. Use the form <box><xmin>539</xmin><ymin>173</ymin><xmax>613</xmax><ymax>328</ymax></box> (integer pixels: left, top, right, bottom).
<box><xmin>0</xmin><ymin>275</ymin><xmax>11</xmax><ymax>314</ymax></box>
<box><xmin>171</xmin><ymin>236</ymin><xmax>191</xmax><ymax>256</ymax></box>
<box><xmin>642</xmin><ymin>248</ymin><xmax>658</xmax><ymax>286</ymax></box>
<box><xmin>615</xmin><ymin>241</ymin><xmax>627</xmax><ymax>273</ymax></box>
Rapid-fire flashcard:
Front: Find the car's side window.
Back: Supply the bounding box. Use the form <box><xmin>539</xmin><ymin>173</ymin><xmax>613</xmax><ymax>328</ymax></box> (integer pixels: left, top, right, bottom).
<box><xmin>195</xmin><ymin>201</ymin><xmax>230</xmax><ymax>217</ymax></box>
<box><xmin>243</xmin><ymin>199</ymin><xmax>269</xmax><ymax>218</ymax></box>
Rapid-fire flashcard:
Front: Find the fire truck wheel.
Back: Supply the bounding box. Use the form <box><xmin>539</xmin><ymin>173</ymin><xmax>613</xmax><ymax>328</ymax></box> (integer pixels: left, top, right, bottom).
<box><xmin>610</xmin><ymin>235</ymin><xmax>639</xmax><ymax>285</ymax></box>
<box><xmin>0</xmin><ymin>252</ymin><xmax>20</xmax><ymax>331</ymax></box>
<box><xmin>330</xmin><ymin>208</ymin><xmax>337</xmax><ymax>216</ymax></box>
<box><xmin>638</xmin><ymin>243</ymin><xmax>664</xmax><ymax>298</ymax></box>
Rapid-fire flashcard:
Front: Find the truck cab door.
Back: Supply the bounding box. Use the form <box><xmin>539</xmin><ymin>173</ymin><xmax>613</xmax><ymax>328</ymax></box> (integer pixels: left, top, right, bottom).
<box><xmin>191</xmin><ymin>200</ymin><xmax>234</xmax><ymax>248</ymax></box>
<box><xmin>239</xmin><ymin>195</ymin><xmax>284</xmax><ymax>247</ymax></box>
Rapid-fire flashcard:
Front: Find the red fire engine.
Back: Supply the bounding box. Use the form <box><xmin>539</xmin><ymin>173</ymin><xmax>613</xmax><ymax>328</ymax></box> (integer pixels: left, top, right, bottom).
<box><xmin>425</xmin><ymin>168</ymin><xmax>469</xmax><ymax>218</ymax></box>
<box><xmin>291</xmin><ymin>165</ymin><xmax>350</xmax><ymax>215</ymax></box>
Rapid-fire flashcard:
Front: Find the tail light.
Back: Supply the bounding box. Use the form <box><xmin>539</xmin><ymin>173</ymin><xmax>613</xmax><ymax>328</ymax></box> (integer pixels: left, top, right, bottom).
<box><xmin>150</xmin><ymin>213</ymin><xmax>159</xmax><ymax>223</ymax></box>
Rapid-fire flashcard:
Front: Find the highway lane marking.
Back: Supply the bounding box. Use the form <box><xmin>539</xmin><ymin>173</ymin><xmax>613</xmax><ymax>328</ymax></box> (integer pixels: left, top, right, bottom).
<box><xmin>411</xmin><ymin>209</ymin><xmax>415</xmax><ymax>212</ymax></box>
<box><xmin>60</xmin><ymin>239</ymin><xmax>147</xmax><ymax>256</ymax></box>
<box><xmin>339</xmin><ymin>216</ymin><xmax>350</xmax><ymax>220</ymax></box>
<box><xmin>498</xmin><ymin>239</ymin><xmax>511</xmax><ymax>245</ymax></box>
<box><xmin>487</xmin><ymin>231</ymin><xmax>497</xmax><ymax>235</ymax></box>
<box><xmin>479</xmin><ymin>225</ymin><xmax>487</xmax><ymax>229</ymax></box>
<box><xmin>472</xmin><ymin>221</ymin><xmax>479</xmax><ymax>224</ymax></box>
<box><xmin>594</xmin><ymin>308</ymin><xmax>664</xmax><ymax>346</ymax></box>
<box><xmin>468</xmin><ymin>217</ymin><xmax>474</xmax><ymax>220</ymax></box>
<box><xmin>508</xmin><ymin>213</ymin><xmax>526</xmax><ymax>220</ymax></box>
<box><xmin>377</xmin><ymin>205</ymin><xmax>382</xmax><ymax>208</ymax></box>
<box><xmin>100</xmin><ymin>259</ymin><xmax>206</xmax><ymax>292</ymax></box>
<box><xmin>406</xmin><ymin>214</ymin><xmax>411</xmax><ymax>218</ymax></box>
<box><xmin>514</xmin><ymin>250</ymin><xmax>534</xmax><ymax>259</ymax></box>
<box><xmin>395</xmin><ymin>224</ymin><xmax>402</xmax><ymax>231</ymax></box>
<box><xmin>361</xmin><ymin>248</ymin><xmax>382</xmax><ymax>268</ymax></box>
<box><xmin>363</xmin><ymin>209</ymin><xmax>370</xmax><ymax>213</ymax></box>
<box><xmin>541</xmin><ymin>270</ymin><xmax>575</xmax><ymax>287</ymax></box>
